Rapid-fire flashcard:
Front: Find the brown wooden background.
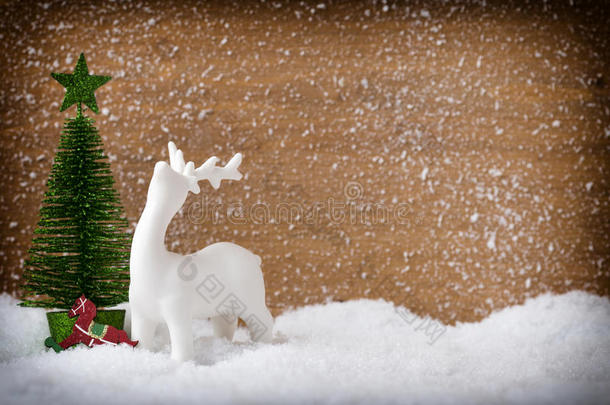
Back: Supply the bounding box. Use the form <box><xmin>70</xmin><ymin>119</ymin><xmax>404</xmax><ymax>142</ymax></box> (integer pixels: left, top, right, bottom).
<box><xmin>0</xmin><ymin>0</ymin><xmax>608</xmax><ymax>324</ymax></box>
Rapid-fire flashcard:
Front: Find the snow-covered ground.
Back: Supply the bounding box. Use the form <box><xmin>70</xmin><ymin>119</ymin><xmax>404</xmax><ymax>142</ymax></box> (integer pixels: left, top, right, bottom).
<box><xmin>1</xmin><ymin>291</ymin><xmax>609</xmax><ymax>405</ymax></box>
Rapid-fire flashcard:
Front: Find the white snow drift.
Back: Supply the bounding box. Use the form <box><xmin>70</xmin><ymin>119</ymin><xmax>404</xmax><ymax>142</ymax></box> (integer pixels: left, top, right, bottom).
<box><xmin>0</xmin><ymin>291</ymin><xmax>609</xmax><ymax>404</ymax></box>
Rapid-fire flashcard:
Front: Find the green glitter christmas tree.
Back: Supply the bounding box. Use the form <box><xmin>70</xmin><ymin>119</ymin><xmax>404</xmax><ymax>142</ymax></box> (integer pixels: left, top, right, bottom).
<box><xmin>21</xmin><ymin>53</ymin><xmax>131</xmax><ymax>309</ymax></box>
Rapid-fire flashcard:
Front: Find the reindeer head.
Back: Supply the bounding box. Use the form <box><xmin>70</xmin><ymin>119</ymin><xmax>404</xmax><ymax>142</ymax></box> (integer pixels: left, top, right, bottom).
<box><xmin>147</xmin><ymin>142</ymin><xmax>243</xmax><ymax>213</ymax></box>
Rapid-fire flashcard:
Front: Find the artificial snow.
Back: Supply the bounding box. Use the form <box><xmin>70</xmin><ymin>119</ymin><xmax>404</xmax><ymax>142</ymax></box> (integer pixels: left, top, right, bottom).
<box><xmin>1</xmin><ymin>291</ymin><xmax>609</xmax><ymax>404</ymax></box>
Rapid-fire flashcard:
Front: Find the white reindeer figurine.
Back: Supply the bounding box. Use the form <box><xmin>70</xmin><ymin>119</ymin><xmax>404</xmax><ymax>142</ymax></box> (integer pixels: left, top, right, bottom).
<box><xmin>129</xmin><ymin>142</ymin><xmax>273</xmax><ymax>361</ymax></box>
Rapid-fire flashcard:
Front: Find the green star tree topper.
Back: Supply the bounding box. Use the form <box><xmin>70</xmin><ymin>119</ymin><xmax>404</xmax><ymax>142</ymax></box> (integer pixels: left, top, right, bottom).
<box><xmin>51</xmin><ymin>53</ymin><xmax>111</xmax><ymax>115</ymax></box>
<box><xmin>21</xmin><ymin>53</ymin><xmax>131</xmax><ymax>309</ymax></box>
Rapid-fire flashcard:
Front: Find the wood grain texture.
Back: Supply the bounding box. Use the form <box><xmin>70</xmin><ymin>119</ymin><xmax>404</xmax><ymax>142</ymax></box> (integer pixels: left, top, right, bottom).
<box><xmin>0</xmin><ymin>0</ymin><xmax>608</xmax><ymax>323</ymax></box>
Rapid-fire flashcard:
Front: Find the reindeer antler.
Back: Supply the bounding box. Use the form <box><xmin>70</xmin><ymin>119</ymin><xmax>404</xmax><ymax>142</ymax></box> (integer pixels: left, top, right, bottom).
<box><xmin>168</xmin><ymin>141</ymin><xmax>186</xmax><ymax>174</ymax></box>
<box><xmin>167</xmin><ymin>141</ymin><xmax>242</xmax><ymax>190</ymax></box>
<box><xmin>195</xmin><ymin>152</ymin><xmax>242</xmax><ymax>190</ymax></box>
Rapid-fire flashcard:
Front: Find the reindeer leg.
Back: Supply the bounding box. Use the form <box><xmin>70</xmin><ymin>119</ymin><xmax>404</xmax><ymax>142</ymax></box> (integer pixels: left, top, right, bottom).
<box><xmin>162</xmin><ymin>299</ymin><xmax>193</xmax><ymax>361</ymax></box>
<box><xmin>211</xmin><ymin>316</ymin><xmax>237</xmax><ymax>341</ymax></box>
<box><xmin>131</xmin><ymin>312</ymin><xmax>157</xmax><ymax>350</ymax></box>
<box><xmin>244</xmin><ymin>305</ymin><xmax>274</xmax><ymax>343</ymax></box>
